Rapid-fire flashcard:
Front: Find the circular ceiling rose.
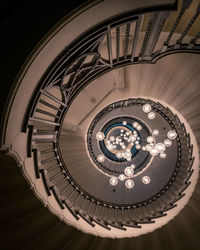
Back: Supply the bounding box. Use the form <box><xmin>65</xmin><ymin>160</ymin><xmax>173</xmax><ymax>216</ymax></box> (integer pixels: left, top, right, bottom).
<box><xmin>80</xmin><ymin>97</ymin><xmax>198</xmax><ymax>235</ymax></box>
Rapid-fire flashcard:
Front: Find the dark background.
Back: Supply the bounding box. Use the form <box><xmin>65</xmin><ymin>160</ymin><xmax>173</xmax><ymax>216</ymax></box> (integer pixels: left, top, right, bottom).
<box><xmin>0</xmin><ymin>1</ymin><xmax>200</xmax><ymax>249</ymax></box>
<box><xmin>0</xmin><ymin>0</ymin><xmax>88</xmax><ymax>119</ymax></box>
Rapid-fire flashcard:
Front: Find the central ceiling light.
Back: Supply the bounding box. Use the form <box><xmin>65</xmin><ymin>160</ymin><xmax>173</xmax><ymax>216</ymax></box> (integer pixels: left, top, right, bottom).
<box><xmin>89</xmin><ymin>100</ymin><xmax>180</xmax><ymax>192</ymax></box>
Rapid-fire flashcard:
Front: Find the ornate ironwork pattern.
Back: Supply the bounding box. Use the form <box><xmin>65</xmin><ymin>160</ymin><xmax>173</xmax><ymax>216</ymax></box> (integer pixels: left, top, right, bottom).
<box><xmin>22</xmin><ymin>0</ymin><xmax>200</xmax><ymax>132</ymax></box>
<box><xmin>23</xmin><ymin>1</ymin><xmax>199</xmax><ymax>231</ymax></box>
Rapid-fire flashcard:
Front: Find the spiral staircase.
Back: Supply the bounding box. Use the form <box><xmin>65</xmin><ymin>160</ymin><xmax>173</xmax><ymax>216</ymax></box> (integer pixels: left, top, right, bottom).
<box><xmin>1</xmin><ymin>0</ymin><xmax>200</xmax><ymax>249</ymax></box>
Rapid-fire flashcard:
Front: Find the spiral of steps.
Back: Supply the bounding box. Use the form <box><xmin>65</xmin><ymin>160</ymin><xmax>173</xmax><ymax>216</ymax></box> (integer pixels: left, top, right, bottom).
<box><xmin>1</xmin><ymin>0</ymin><xmax>200</xmax><ymax>249</ymax></box>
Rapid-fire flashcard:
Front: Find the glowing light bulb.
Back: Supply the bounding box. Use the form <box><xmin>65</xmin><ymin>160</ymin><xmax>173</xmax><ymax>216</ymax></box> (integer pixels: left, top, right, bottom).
<box><xmin>96</xmin><ymin>132</ymin><xmax>105</xmax><ymax>141</ymax></box>
<box><xmin>110</xmin><ymin>177</ymin><xmax>118</xmax><ymax>186</ymax></box>
<box><xmin>97</xmin><ymin>154</ymin><xmax>105</xmax><ymax>162</ymax></box>
<box><xmin>116</xmin><ymin>152</ymin><xmax>123</xmax><ymax>159</ymax></box>
<box><xmin>130</xmin><ymin>135</ymin><xmax>136</xmax><ymax>142</ymax></box>
<box><xmin>155</xmin><ymin>143</ymin><xmax>165</xmax><ymax>153</ymax></box>
<box><xmin>148</xmin><ymin>112</ymin><xmax>155</xmax><ymax>119</ymax></box>
<box><xmin>167</xmin><ymin>130</ymin><xmax>177</xmax><ymax>140</ymax></box>
<box><xmin>136</xmin><ymin>124</ymin><xmax>142</xmax><ymax>131</ymax></box>
<box><xmin>131</xmin><ymin>164</ymin><xmax>136</xmax><ymax>169</ymax></box>
<box><xmin>142</xmin><ymin>176</ymin><xmax>151</xmax><ymax>184</ymax></box>
<box><xmin>133</xmin><ymin>122</ymin><xmax>138</xmax><ymax>128</ymax></box>
<box><xmin>125</xmin><ymin>151</ymin><xmax>132</xmax><ymax>159</ymax></box>
<box><xmin>118</xmin><ymin>174</ymin><xmax>126</xmax><ymax>181</ymax></box>
<box><xmin>136</xmin><ymin>144</ymin><xmax>141</xmax><ymax>149</ymax></box>
<box><xmin>124</xmin><ymin>167</ymin><xmax>134</xmax><ymax>177</ymax></box>
<box><xmin>125</xmin><ymin>179</ymin><xmax>134</xmax><ymax>189</ymax></box>
<box><xmin>150</xmin><ymin>148</ymin><xmax>158</xmax><ymax>156</ymax></box>
<box><xmin>107</xmin><ymin>144</ymin><xmax>113</xmax><ymax>150</ymax></box>
<box><xmin>146</xmin><ymin>144</ymin><xmax>152</xmax><ymax>151</ymax></box>
<box><xmin>123</xmin><ymin>121</ymin><xmax>127</xmax><ymax>125</ymax></box>
<box><xmin>142</xmin><ymin>146</ymin><xmax>146</xmax><ymax>151</ymax></box>
<box><xmin>153</xmin><ymin>129</ymin><xmax>159</xmax><ymax>136</ymax></box>
<box><xmin>110</xmin><ymin>136</ymin><xmax>115</xmax><ymax>142</ymax></box>
<box><xmin>147</xmin><ymin>136</ymin><xmax>154</xmax><ymax>144</ymax></box>
<box><xmin>143</xmin><ymin>104</ymin><xmax>151</xmax><ymax>113</ymax></box>
<box><xmin>160</xmin><ymin>152</ymin><xmax>166</xmax><ymax>158</ymax></box>
<box><xmin>164</xmin><ymin>139</ymin><xmax>172</xmax><ymax>147</ymax></box>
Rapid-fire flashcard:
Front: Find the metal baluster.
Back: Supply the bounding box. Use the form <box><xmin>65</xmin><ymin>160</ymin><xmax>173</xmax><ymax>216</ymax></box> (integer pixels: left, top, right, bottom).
<box><xmin>162</xmin><ymin>0</ymin><xmax>192</xmax><ymax>51</ymax></box>
<box><xmin>140</xmin><ymin>17</ymin><xmax>153</xmax><ymax>57</ymax></box>
<box><xmin>175</xmin><ymin>3</ymin><xmax>200</xmax><ymax>47</ymax></box>
<box><xmin>73</xmin><ymin>192</ymin><xmax>82</xmax><ymax>208</ymax></box>
<box><xmin>93</xmin><ymin>202</ymin><xmax>99</xmax><ymax>219</ymax></box>
<box><xmin>55</xmin><ymin>176</ymin><xmax>67</xmax><ymax>188</ymax></box>
<box><xmin>131</xmin><ymin>16</ymin><xmax>142</xmax><ymax>61</ymax></box>
<box><xmin>30</xmin><ymin>117</ymin><xmax>60</xmax><ymax>126</ymax></box>
<box><xmin>41</xmin><ymin>148</ymin><xmax>55</xmax><ymax>154</ymax></box>
<box><xmin>67</xmin><ymin>187</ymin><xmax>77</xmax><ymax>201</ymax></box>
<box><xmin>47</xmin><ymin>163</ymin><xmax>60</xmax><ymax>172</ymax></box>
<box><xmin>40</xmin><ymin>89</ymin><xmax>67</xmax><ymax>107</ymax></box>
<box><xmin>107</xmin><ymin>26</ymin><xmax>113</xmax><ymax>67</ymax></box>
<box><xmin>87</xmin><ymin>200</ymin><xmax>93</xmax><ymax>217</ymax></box>
<box><xmin>108</xmin><ymin>206</ymin><xmax>112</xmax><ymax>223</ymax></box>
<box><xmin>101</xmin><ymin>204</ymin><xmax>105</xmax><ymax>221</ymax></box>
<box><xmin>124</xmin><ymin>23</ymin><xmax>131</xmax><ymax>59</ymax></box>
<box><xmin>116</xmin><ymin>26</ymin><xmax>120</xmax><ymax>61</ymax></box>
<box><xmin>188</xmin><ymin>31</ymin><xmax>200</xmax><ymax>48</ymax></box>
<box><xmin>140</xmin><ymin>12</ymin><xmax>170</xmax><ymax>58</ymax></box>
<box><xmin>127</xmin><ymin>207</ymin><xmax>131</xmax><ymax>223</ymax></box>
<box><xmin>79</xmin><ymin>196</ymin><xmax>87</xmax><ymax>212</ymax></box>
<box><xmin>60</xmin><ymin>182</ymin><xmax>71</xmax><ymax>195</ymax></box>
<box><xmin>39</xmin><ymin>99</ymin><xmax>61</xmax><ymax>111</ymax></box>
<box><xmin>115</xmin><ymin>207</ymin><xmax>118</xmax><ymax>224</ymax></box>
<box><xmin>49</xmin><ymin>171</ymin><xmax>63</xmax><ymax>183</ymax></box>
<box><xmin>35</xmin><ymin>108</ymin><xmax>59</xmax><ymax>118</ymax></box>
<box><xmin>121</xmin><ymin>208</ymin><xmax>125</xmax><ymax>224</ymax></box>
<box><xmin>41</xmin><ymin>156</ymin><xmax>57</xmax><ymax>164</ymax></box>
